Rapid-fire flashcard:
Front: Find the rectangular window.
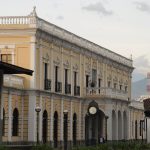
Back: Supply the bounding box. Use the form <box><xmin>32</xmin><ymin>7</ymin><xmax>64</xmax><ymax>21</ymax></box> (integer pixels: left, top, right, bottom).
<box><xmin>125</xmin><ymin>86</ymin><xmax>128</xmax><ymax>92</ymax></box>
<box><xmin>44</xmin><ymin>63</ymin><xmax>48</xmax><ymax>80</ymax></box>
<box><xmin>55</xmin><ymin>66</ymin><xmax>58</xmax><ymax>92</ymax></box>
<box><xmin>108</xmin><ymin>81</ymin><xmax>111</xmax><ymax>88</ymax></box>
<box><xmin>92</xmin><ymin>69</ymin><xmax>97</xmax><ymax>87</ymax></box>
<box><xmin>120</xmin><ymin>85</ymin><xmax>122</xmax><ymax>90</ymax></box>
<box><xmin>114</xmin><ymin>83</ymin><xmax>117</xmax><ymax>89</ymax></box>
<box><xmin>98</xmin><ymin>79</ymin><xmax>101</xmax><ymax>87</ymax></box>
<box><xmin>65</xmin><ymin>69</ymin><xmax>68</xmax><ymax>94</ymax></box>
<box><xmin>74</xmin><ymin>72</ymin><xmax>77</xmax><ymax>87</ymax></box>
<box><xmin>1</xmin><ymin>54</ymin><xmax>12</xmax><ymax>64</ymax></box>
<box><xmin>86</xmin><ymin>75</ymin><xmax>89</xmax><ymax>87</ymax></box>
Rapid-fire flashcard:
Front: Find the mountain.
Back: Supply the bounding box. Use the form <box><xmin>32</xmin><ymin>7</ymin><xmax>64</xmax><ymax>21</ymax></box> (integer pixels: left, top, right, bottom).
<box><xmin>132</xmin><ymin>78</ymin><xmax>149</xmax><ymax>100</ymax></box>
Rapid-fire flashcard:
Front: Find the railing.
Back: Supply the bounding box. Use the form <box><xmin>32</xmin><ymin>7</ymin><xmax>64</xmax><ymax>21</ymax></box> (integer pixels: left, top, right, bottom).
<box><xmin>74</xmin><ymin>86</ymin><xmax>80</xmax><ymax>96</ymax></box>
<box><xmin>55</xmin><ymin>82</ymin><xmax>62</xmax><ymax>93</ymax></box>
<box><xmin>85</xmin><ymin>87</ymin><xmax>129</xmax><ymax>101</ymax></box>
<box><xmin>4</xmin><ymin>75</ymin><xmax>24</xmax><ymax>88</ymax></box>
<box><xmin>65</xmin><ymin>84</ymin><xmax>71</xmax><ymax>94</ymax></box>
<box><xmin>44</xmin><ymin>79</ymin><xmax>51</xmax><ymax>90</ymax></box>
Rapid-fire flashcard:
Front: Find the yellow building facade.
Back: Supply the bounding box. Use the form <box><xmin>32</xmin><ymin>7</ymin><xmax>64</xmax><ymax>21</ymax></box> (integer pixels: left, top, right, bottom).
<box><xmin>0</xmin><ymin>8</ymin><xmax>145</xmax><ymax>148</ymax></box>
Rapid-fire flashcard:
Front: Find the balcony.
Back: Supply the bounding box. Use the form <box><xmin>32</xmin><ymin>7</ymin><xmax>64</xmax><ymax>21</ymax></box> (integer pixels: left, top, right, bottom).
<box><xmin>65</xmin><ymin>84</ymin><xmax>71</xmax><ymax>94</ymax></box>
<box><xmin>74</xmin><ymin>86</ymin><xmax>80</xmax><ymax>96</ymax></box>
<box><xmin>85</xmin><ymin>87</ymin><xmax>129</xmax><ymax>101</ymax></box>
<box><xmin>44</xmin><ymin>79</ymin><xmax>51</xmax><ymax>90</ymax></box>
<box><xmin>55</xmin><ymin>82</ymin><xmax>62</xmax><ymax>93</ymax></box>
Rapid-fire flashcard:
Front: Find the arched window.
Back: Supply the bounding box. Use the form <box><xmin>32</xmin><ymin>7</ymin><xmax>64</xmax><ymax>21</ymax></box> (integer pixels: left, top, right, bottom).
<box><xmin>54</xmin><ymin>111</ymin><xmax>58</xmax><ymax>148</ymax></box>
<box><xmin>2</xmin><ymin>108</ymin><xmax>5</xmax><ymax>136</ymax></box>
<box><xmin>42</xmin><ymin>110</ymin><xmax>48</xmax><ymax>143</ymax></box>
<box><xmin>12</xmin><ymin>108</ymin><xmax>19</xmax><ymax>136</ymax></box>
<box><xmin>73</xmin><ymin>113</ymin><xmax>77</xmax><ymax>145</ymax></box>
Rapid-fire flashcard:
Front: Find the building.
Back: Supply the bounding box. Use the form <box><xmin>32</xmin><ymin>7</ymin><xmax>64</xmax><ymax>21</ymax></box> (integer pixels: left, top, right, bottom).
<box><xmin>0</xmin><ymin>8</ymin><xmax>145</xmax><ymax>148</ymax></box>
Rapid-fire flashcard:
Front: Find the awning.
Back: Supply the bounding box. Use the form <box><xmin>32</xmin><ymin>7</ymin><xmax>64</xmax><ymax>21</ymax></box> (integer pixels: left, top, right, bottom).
<box><xmin>0</xmin><ymin>61</ymin><xmax>33</xmax><ymax>76</ymax></box>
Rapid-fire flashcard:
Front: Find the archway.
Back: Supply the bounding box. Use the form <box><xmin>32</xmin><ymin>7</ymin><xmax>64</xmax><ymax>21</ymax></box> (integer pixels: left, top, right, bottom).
<box><xmin>123</xmin><ymin>111</ymin><xmax>127</xmax><ymax>140</ymax></box>
<box><xmin>2</xmin><ymin>108</ymin><xmax>5</xmax><ymax>136</ymax></box>
<box><xmin>42</xmin><ymin>110</ymin><xmax>48</xmax><ymax>143</ymax></box>
<box><xmin>118</xmin><ymin>111</ymin><xmax>122</xmax><ymax>140</ymax></box>
<box><xmin>85</xmin><ymin>101</ymin><xmax>105</xmax><ymax>145</ymax></box>
<box><xmin>54</xmin><ymin>111</ymin><xmax>58</xmax><ymax>148</ymax></box>
<box><xmin>12</xmin><ymin>108</ymin><xmax>19</xmax><ymax>136</ymax></box>
<box><xmin>135</xmin><ymin>120</ymin><xmax>137</xmax><ymax>140</ymax></box>
<box><xmin>73</xmin><ymin>113</ymin><xmax>77</xmax><ymax>146</ymax></box>
<box><xmin>112</xmin><ymin>110</ymin><xmax>117</xmax><ymax>140</ymax></box>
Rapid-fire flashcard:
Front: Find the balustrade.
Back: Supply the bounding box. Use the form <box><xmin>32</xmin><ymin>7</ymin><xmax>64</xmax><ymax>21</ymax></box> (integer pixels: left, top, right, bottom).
<box><xmin>0</xmin><ymin>16</ymin><xmax>36</xmax><ymax>25</ymax></box>
<box><xmin>85</xmin><ymin>87</ymin><xmax>128</xmax><ymax>100</ymax></box>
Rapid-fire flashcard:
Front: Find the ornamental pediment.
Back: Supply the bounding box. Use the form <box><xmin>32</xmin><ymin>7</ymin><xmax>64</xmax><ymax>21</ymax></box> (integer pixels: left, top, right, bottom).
<box><xmin>63</xmin><ymin>60</ymin><xmax>70</xmax><ymax>68</ymax></box>
<box><xmin>73</xmin><ymin>64</ymin><xmax>78</xmax><ymax>71</ymax></box>
<box><xmin>53</xmin><ymin>57</ymin><xmax>61</xmax><ymax>66</ymax></box>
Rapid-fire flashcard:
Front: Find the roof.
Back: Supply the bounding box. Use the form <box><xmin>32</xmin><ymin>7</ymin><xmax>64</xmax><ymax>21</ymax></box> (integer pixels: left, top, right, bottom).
<box><xmin>0</xmin><ymin>61</ymin><xmax>33</xmax><ymax>76</ymax></box>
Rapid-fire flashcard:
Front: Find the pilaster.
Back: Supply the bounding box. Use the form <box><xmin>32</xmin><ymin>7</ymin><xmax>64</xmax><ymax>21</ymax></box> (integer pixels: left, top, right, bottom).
<box><xmin>39</xmin><ymin>95</ymin><xmax>43</xmax><ymax>142</ymax></box>
<box><xmin>51</xmin><ymin>48</ymin><xmax>54</xmax><ymax>92</ymax></box>
<box><xmin>30</xmin><ymin>36</ymin><xmax>36</xmax><ymax>89</ymax></box>
<box><xmin>28</xmin><ymin>92</ymin><xmax>36</xmax><ymax>142</ymax></box>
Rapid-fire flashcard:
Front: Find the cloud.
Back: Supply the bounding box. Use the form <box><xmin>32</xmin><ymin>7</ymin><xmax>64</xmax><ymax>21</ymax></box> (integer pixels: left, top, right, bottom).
<box><xmin>134</xmin><ymin>1</ymin><xmax>150</xmax><ymax>13</ymax></box>
<box><xmin>56</xmin><ymin>15</ymin><xmax>64</xmax><ymax>20</ymax></box>
<box><xmin>82</xmin><ymin>2</ymin><xmax>113</xmax><ymax>16</ymax></box>
<box><xmin>133</xmin><ymin>55</ymin><xmax>150</xmax><ymax>81</ymax></box>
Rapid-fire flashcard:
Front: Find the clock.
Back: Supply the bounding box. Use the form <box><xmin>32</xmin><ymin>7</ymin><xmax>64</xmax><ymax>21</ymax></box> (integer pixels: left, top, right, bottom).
<box><xmin>89</xmin><ymin>106</ymin><xmax>97</xmax><ymax>114</ymax></box>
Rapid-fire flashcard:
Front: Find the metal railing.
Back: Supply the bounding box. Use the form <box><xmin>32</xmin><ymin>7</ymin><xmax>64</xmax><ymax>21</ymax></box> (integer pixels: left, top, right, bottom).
<box><xmin>44</xmin><ymin>79</ymin><xmax>51</xmax><ymax>90</ymax></box>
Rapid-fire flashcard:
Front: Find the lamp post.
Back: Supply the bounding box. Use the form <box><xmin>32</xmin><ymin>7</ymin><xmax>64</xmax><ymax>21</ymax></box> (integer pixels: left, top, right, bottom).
<box><xmin>105</xmin><ymin>116</ymin><xmax>109</xmax><ymax>142</ymax></box>
<box><xmin>63</xmin><ymin>110</ymin><xmax>68</xmax><ymax>150</ymax></box>
<box><xmin>35</xmin><ymin>106</ymin><xmax>41</xmax><ymax>145</ymax></box>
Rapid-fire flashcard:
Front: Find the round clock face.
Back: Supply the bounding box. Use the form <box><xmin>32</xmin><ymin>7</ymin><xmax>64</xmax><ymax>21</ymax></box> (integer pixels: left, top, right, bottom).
<box><xmin>89</xmin><ymin>107</ymin><xmax>97</xmax><ymax>114</ymax></box>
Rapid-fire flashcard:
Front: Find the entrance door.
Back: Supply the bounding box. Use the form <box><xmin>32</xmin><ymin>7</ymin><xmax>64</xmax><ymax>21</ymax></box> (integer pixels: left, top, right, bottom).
<box><xmin>85</xmin><ymin>110</ymin><xmax>105</xmax><ymax>145</ymax></box>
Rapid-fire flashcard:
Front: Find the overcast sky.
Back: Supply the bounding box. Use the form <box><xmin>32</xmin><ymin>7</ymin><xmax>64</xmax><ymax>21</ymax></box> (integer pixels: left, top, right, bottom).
<box><xmin>0</xmin><ymin>0</ymin><xmax>150</xmax><ymax>81</ymax></box>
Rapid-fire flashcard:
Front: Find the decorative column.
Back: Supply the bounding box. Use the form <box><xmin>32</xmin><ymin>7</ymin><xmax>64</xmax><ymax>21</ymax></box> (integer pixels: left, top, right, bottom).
<box><xmin>39</xmin><ymin>95</ymin><xmax>43</xmax><ymax>142</ymax></box>
<box><xmin>105</xmin><ymin>108</ymin><xmax>111</xmax><ymax>141</ymax></box>
<box><xmin>8</xmin><ymin>91</ymin><xmax>12</xmax><ymax>142</ymax></box>
<box><xmin>70</xmin><ymin>51</ymin><xmax>73</xmax><ymax>96</ymax></box>
<box><xmin>61</xmin><ymin>48</ymin><xmax>64</xmax><ymax>94</ymax></box>
<box><xmin>79</xmin><ymin>54</ymin><xmax>82</xmax><ymax>96</ymax></box>
<box><xmin>39</xmin><ymin>45</ymin><xmax>43</xmax><ymax>90</ymax></box>
<box><xmin>50</xmin><ymin>48</ymin><xmax>54</xmax><ymax>92</ymax></box>
<box><xmin>30</xmin><ymin>36</ymin><xmax>36</xmax><ymax>89</ymax></box>
<box><xmin>28</xmin><ymin>92</ymin><xmax>36</xmax><ymax>142</ymax></box>
<box><xmin>0</xmin><ymin>70</ymin><xmax>3</xmax><ymax>142</ymax></box>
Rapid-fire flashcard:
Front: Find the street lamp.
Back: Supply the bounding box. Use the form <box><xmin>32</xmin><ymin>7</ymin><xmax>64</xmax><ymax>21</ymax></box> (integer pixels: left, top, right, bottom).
<box><xmin>63</xmin><ymin>110</ymin><xmax>68</xmax><ymax>150</ymax></box>
<box><xmin>35</xmin><ymin>106</ymin><xmax>41</xmax><ymax>144</ymax></box>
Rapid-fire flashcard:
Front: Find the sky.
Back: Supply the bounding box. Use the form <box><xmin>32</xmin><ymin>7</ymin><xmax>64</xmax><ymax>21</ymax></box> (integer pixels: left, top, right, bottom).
<box><xmin>0</xmin><ymin>0</ymin><xmax>150</xmax><ymax>82</ymax></box>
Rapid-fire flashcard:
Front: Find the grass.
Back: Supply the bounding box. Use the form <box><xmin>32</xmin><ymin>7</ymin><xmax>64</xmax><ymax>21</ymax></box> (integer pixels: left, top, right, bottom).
<box><xmin>72</xmin><ymin>142</ymin><xmax>150</xmax><ymax>150</ymax></box>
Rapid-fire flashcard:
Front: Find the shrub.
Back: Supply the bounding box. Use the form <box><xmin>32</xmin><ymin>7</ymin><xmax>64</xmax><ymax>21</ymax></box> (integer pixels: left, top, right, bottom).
<box><xmin>31</xmin><ymin>144</ymin><xmax>53</xmax><ymax>150</ymax></box>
